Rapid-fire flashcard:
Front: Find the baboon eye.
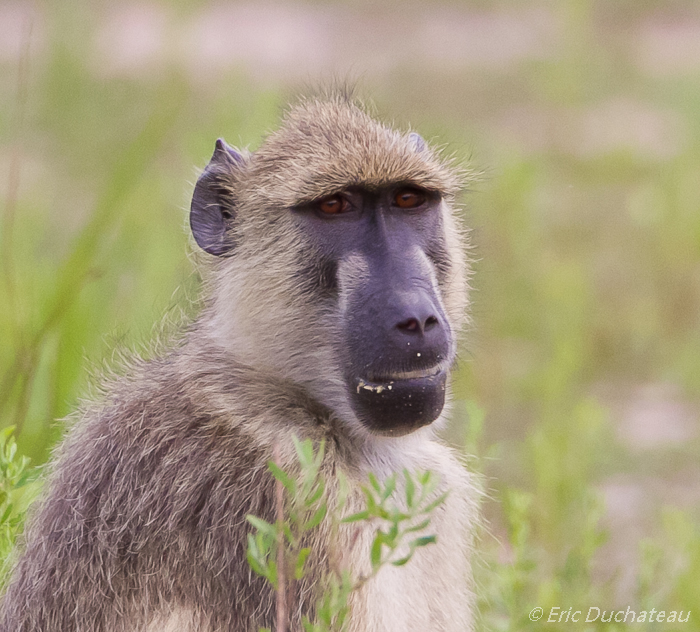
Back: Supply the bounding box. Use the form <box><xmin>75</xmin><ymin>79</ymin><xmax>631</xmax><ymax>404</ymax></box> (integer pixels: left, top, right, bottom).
<box><xmin>394</xmin><ymin>188</ymin><xmax>427</xmax><ymax>209</ymax></box>
<box><xmin>318</xmin><ymin>194</ymin><xmax>349</xmax><ymax>215</ymax></box>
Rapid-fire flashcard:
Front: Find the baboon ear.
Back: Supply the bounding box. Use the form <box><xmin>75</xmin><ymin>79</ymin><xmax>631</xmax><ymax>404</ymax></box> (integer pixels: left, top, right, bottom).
<box><xmin>190</xmin><ymin>139</ymin><xmax>245</xmax><ymax>256</ymax></box>
<box><xmin>408</xmin><ymin>132</ymin><xmax>426</xmax><ymax>152</ymax></box>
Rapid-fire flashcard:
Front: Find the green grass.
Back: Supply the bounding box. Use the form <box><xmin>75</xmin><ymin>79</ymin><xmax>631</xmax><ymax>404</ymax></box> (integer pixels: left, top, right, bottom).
<box><xmin>1</xmin><ymin>0</ymin><xmax>699</xmax><ymax>628</ymax></box>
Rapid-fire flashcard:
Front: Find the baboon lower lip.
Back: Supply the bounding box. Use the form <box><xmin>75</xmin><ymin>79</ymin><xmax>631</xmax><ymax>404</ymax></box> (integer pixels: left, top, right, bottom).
<box><xmin>349</xmin><ymin>370</ymin><xmax>448</xmax><ymax>435</ymax></box>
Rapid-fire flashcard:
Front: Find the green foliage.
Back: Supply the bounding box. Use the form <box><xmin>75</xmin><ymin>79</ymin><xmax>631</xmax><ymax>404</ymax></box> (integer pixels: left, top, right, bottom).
<box><xmin>469</xmin><ymin>395</ymin><xmax>700</xmax><ymax>632</ymax></box>
<box><xmin>0</xmin><ymin>428</ymin><xmax>38</xmax><ymax>587</ymax></box>
<box><xmin>246</xmin><ymin>437</ymin><xmax>328</xmax><ymax>594</ymax></box>
<box><xmin>246</xmin><ymin>437</ymin><xmax>446</xmax><ymax>632</ymax></box>
<box><xmin>637</xmin><ymin>510</ymin><xmax>700</xmax><ymax>621</ymax></box>
<box><xmin>0</xmin><ymin>6</ymin><xmax>283</xmax><ymax>463</ymax></box>
<box><xmin>344</xmin><ymin>469</ymin><xmax>445</xmax><ymax>574</ymax></box>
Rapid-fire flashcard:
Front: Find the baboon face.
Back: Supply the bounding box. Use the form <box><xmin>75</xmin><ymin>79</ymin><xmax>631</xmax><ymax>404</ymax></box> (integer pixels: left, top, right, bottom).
<box><xmin>190</xmin><ymin>98</ymin><xmax>467</xmax><ymax>437</ymax></box>
<box><xmin>290</xmin><ymin>185</ymin><xmax>453</xmax><ymax>435</ymax></box>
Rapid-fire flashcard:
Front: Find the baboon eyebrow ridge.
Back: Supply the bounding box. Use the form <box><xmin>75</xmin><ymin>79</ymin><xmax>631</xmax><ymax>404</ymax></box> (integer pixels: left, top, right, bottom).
<box><xmin>240</xmin><ymin>98</ymin><xmax>464</xmax><ymax>210</ymax></box>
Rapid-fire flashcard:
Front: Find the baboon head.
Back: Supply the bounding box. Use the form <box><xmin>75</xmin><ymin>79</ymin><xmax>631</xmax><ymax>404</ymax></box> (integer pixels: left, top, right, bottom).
<box><xmin>190</xmin><ymin>95</ymin><xmax>469</xmax><ymax>438</ymax></box>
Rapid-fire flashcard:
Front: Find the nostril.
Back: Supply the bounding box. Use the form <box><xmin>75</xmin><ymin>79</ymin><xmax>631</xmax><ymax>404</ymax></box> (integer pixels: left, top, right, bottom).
<box><xmin>425</xmin><ymin>315</ymin><xmax>439</xmax><ymax>331</ymax></box>
<box><xmin>397</xmin><ymin>318</ymin><xmax>421</xmax><ymax>333</ymax></box>
<box><xmin>395</xmin><ymin>315</ymin><xmax>440</xmax><ymax>335</ymax></box>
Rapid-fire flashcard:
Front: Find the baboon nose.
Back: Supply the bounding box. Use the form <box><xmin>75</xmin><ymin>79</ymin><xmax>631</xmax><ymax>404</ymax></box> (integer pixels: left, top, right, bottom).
<box><xmin>381</xmin><ymin>292</ymin><xmax>449</xmax><ymax>359</ymax></box>
<box><xmin>395</xmin><ymin>314</ymin><xmax>440</xmax><ymax>335</ymax></box>
<box><xmin>394</xmin><ymin>296</ymin><xmax>441</xmax><ymax>336</ymax></box>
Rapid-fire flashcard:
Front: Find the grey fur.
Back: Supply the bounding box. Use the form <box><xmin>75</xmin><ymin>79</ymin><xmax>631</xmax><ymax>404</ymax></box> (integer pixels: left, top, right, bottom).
<box><xmin>0</xmin><ymin>94</ymin><xmax>477</xmax><ymax>632</ymax></box>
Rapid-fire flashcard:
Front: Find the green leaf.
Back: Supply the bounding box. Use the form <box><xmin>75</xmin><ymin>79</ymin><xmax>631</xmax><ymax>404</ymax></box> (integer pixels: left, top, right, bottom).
<box><xmin>341</xmin><ymin>510</ymin><xmax>370</xmax><ymax>523</ymax></box>
<box><xmin>246</xmin><ymin>515</ymin><xmax>277</xmax><ymax>539</ymax></box>
<box><xmin>293</xmin><ymin>436</ymin><xmax>314</xmax><ymax>468</ymax></box>
<box><xmin>246</xmin><ymin>552</ymin><xmax>266</xmax><ymax>578</ymax></box>
<box><xmin>246</xmin><ymin>535</ymin><xmax>267</xmax><ymax>578</ymax></box>
<box><xmin>0</xmin><ymin>504</ymin><xmax>13</xmax><ymax>524</ymax></box>
<box><xmin>283</xmin><ymin>523</ymin><xmax>296</xmax><ymax>547</ymax></box>
<box><xmin>247</xmin><ymin>533</ymin><xmax>259</xmax><ymax>557</ymax></box>
<box><xmin>295</xmin><ymin>547</ymin><xmax>312</xmax><ymax>580</ymax></box>
<box><xmin>362</xmin><ymin>487</ymin><xmax>379</xmax><ymax>514</ymax></box>
<box><xmin>404</xmin><ymin>518</ymin><xmax>431</xmax><ymax>534</ymax></box>
<box><xmin>267</xmin><ymin>461</ymin><xmax>296</xmax><ymax>496</ymax></box>
<box><xmin>413</xmin><ymin>535</ymin><xmax>437</xmax><ymax>547</ymax></box>
<box><xmin>388</xmin><ymin>508</ymin><xmax>409</xmax><ymax>523</ymax></box>
<box><xmin>306</xmin><ymin>481</ymin><xmax>325</xmax><ymax>505</ymax></box>
<box><xmin>304</xmin><ymin>503</ymin><xmax>327</xmax><ymax>530</ymax></box>
<box><xmin>381</xmin><ymin>474</ymin><xmax>396</xmax><ymax>501</ymax></box>
<box><xmin>266</xmin><ymin>560</ymin><xmax>278</xmax><ymax>590</ymax></box>
<box><xmin>391</xmin><ymin>554</ymin><xmax>413</xmax><ymax>567</ymax></box>
<box><xmin>421</xmin><ymin>492</ymin><xmax>448</xmax><ymax>514</ymax></box>
<box><xmin>386</xmin><ymin>522</ymin><xmax>399</xmax><ymax>544</ymax></box>
<box><xmin>314</xmin><ymin>438</ymin><xmax>326</xmax><ymax>465</ymax></box>
<box><xmin>404</xmin><ymin>469</ymin><xmax>415</xmax><ymax>507</ymax></box>
<box><xmin>368</xmin><ymin>472</ymin><xmax>381</xmax><ymax>494</ymax></box>
<box><xmin>302</xmin><ymin>618</ymin><xmax>315</xmax><ymax>632</ymax></box>
<box><xmin>370</xmin><ymin>535</ymin><xmax>383</xmax><ymax>569</ymax></box>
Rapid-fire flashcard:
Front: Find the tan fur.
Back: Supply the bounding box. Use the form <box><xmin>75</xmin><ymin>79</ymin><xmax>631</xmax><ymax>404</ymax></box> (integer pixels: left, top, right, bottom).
<box><xmin>0</xmin><ymin>94</ymin><xmax>477</xmax><ymax>632</ymax></box>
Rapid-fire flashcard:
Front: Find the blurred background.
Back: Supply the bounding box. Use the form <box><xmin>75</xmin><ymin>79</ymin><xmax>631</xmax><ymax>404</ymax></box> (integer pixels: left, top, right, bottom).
<box><xmin>1</xmin><ymin>0</ymin><xmax>699</xmax><ymax>628</ymax></box>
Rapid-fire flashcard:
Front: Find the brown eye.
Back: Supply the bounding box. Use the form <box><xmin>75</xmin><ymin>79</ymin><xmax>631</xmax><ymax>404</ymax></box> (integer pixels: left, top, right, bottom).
<box><xmin>318</xmin><ymin>195</ymin><xmax>347</xmax><ymax>214</ymax></box>
<box><xmin>394</xmin><ymin>188</ymin><xmax>426</xmax><ymax>209</ymax></box>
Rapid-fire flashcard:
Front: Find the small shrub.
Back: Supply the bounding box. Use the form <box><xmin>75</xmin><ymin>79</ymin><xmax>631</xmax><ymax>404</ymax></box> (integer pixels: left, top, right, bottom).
<box><xmin>0</xmin><ymin>427</ymin><xmax>39</xmax><ymax>587</ymax></box>
<box><xmin>246</xmin><ymin>436</ymin><xmax>446</xmax><ymax>632</ymax></box>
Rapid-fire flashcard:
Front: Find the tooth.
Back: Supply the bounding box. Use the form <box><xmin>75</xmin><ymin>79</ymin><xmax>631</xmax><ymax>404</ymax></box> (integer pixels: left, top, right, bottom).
<box><xmin>361</xmin><ymin>362</ymin><xmax>445</xmax><ymax>384</ymax></box>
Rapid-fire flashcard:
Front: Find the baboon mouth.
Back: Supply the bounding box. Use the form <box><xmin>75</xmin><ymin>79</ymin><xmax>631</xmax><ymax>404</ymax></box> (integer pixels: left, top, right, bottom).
<box><xmin>349</xmin><ymin>369</ymin><xmax>448</xmax><ymax>436</ymax></box>
<box><xmin>362</xmin><ymin>362</ymin><xmax>448</xmax><ymax>386</ymax></box>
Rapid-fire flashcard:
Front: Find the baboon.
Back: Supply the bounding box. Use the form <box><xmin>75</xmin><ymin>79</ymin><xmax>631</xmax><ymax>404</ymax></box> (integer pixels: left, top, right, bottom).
<box><xmin>0</xmin><ymin>94</ymin><xmax>477</xmax><ymax>632</ymax></box>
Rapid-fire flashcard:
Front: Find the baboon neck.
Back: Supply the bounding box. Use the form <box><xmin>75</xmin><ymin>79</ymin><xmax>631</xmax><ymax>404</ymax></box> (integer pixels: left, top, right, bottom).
<box><xmin>179</xmin><ymin>330</ymin><xmax>337</xmax><ymax>430</ymax></box>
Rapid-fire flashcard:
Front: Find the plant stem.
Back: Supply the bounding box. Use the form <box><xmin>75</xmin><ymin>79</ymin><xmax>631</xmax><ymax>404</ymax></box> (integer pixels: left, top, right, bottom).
<box><xmin>274</xmin><ymin>443</ymin><xmax>287</xmax><ymax>632</ymax></box>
